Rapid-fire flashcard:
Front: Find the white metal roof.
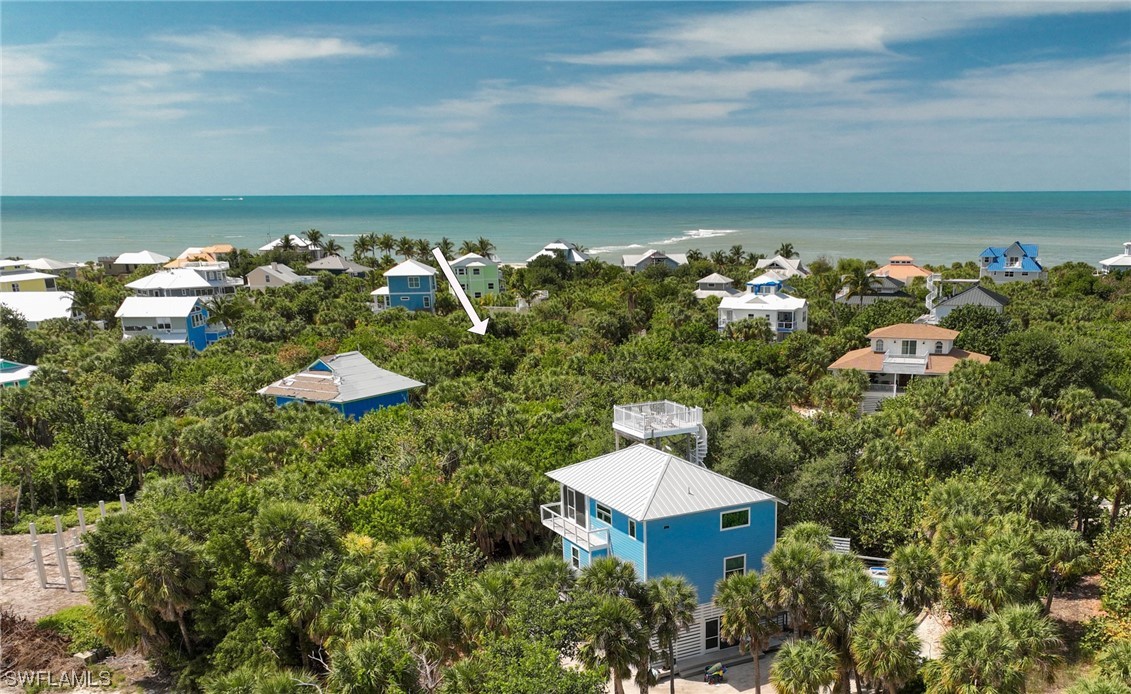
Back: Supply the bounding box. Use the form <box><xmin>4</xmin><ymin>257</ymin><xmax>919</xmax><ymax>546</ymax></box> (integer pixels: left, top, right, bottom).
<box><xmin>0</xmin><ymin>361</ymin><xmax>37</xmax><ymax>386</ymax></box>
<box><xmin>306</xmin><ymin>255</ymin><xmax>373</xmax><ymax>273</ymax></box>
<box><xmin>258</xmin><ymin>235</ymin><xmax>320</xmax><ymax>252</ymax></box>
<box><xmin>718</xmin><ymin>292</ymin><xmax>807</xmax><ymax>311</ymax></box>
<box><xmin>754</xmin><ymin>255</ymin><xmax>807</xmax><ymax>276</ymax></box>
<box><xmin>546</xmin><ymin>444</ymin><xmax>779</xmax><ymax>521</ymax></box>
<box><xmin>0</xmin><ymin>260</ymin><xmax>29</xmax><ymax>270</ymax></box>
<box><xmin>115</xmin><ymin>296</ymin><xmax>202</xmax><ymax>318</ymax></box>
<box><xmin>371</xmin><ymin>286</ymin><xmax>390</xmax><ymax>296</ymax></box>
<box><xmin>254</xmin><ymin>263</ymin><xmax>310</xmax><ymax>283</ymax></box>
<box><xmin>527</xmin><ymin>241</ymin><xmax>590</xmax><ymax>264</ymax></box>
<box><xmin>126</xmin><ymin>268</ymin><xmax>215</xmax><ymax>291</ymax></box>
<box><xmin>1101</xmin><ymin>242</ymin><xmax>1131</xmax><ymax>268</ymax></box>
<box><xmin>697</xmin><ymin>273</ymin><xmax>734</xmax><ymax>285</ymax></box>
<box><xmin>0</xmin><ymin>270</ymin><xmax>59</xmax><ymax>284</ymax></box>
<box><xmin>0</xmin><ymin>292</ymin><xmax>75</xmax><ymax>323</ymax></box>
<box><xmin>26</xmin><ymin>258</ymin><xmax>81</xmax><ymax>271</ymax></box>
<box><xmin>257</xmin><ymin>351</ymin><xmax>424</xmax><ymax>403</ymax></box>
<box><xmin>452</xmin><ymin>253</ymin><xmax>497</xmax><ymax>267</ymax></box>
<box><xmin>623</xmin><ymin>250</ymin><xmax>689</xmax><ymax>267</ymax></box>
<box><xmin>384</xmin><ymin>259</ymin><xmax>437</xmax><ymax>277</ymax></box>
<box><xmin>115</xmin><ymin>250</ymin><xmax>171</xmax><ymax>265</ymax></box>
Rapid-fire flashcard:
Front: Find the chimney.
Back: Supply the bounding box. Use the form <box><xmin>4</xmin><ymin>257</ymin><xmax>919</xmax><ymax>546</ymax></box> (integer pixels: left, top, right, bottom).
<box><xmin>1124</xmin><ymin>241</ymin><xmax>1131</xmax><ymax>256</ymax></box>
<box><xmin>272</xmin><ymin>262</ymin><xmax>279</xmax><ymax>271</ymax></box>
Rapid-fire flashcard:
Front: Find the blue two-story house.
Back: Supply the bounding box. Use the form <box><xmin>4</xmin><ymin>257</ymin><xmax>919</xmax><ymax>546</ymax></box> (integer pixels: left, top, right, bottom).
<box><xmin>978</xmin><ymin>242</ymin><xmax>1047</xmax><ymax>283</ymax></box>
<box><xmin>257</xmin><ymin>351</ymin><xmax>424</xmax><ymax>419</ymax></box>
<box><xmin>114</xmin><ymin>296</ymin><xmax>231</xmax><ymax>351</ymax></box>
<box><xmin>373</xmin><ymin>259</ymin><xmax>437</xmax><ymax>312</ymax></box>
<box><xmin>542</xmin><ymin>443</ymin><xmax>782</xmax><ymax>662</ymax></box>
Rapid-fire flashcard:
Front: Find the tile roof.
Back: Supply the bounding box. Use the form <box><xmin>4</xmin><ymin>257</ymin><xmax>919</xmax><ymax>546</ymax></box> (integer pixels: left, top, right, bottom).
<box><xmin>547</xmin><ymin>444</ymin><xmax>780</xmax><ymax>521</ymax></box>
<box><xmin>867</xmin><ymin>323</ymin><xmax>958</xmax><ymax>340</ymax></box>
<box><xmin>257</xmin><ymin>351</ymin><xmax>424</xmax><ymax>404</ymax></box>
<box><xmin>828</xmin><ymin>346</ymin><xmax>990</xmax><ymax>374</ymax></box>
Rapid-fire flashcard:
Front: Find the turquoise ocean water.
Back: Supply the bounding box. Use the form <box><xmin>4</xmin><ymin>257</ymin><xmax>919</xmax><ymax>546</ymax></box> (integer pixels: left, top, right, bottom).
<box><xmin>1</xmin><ymin>192</ymin><xmax>1128</xmax><ymax>266</ymax></box>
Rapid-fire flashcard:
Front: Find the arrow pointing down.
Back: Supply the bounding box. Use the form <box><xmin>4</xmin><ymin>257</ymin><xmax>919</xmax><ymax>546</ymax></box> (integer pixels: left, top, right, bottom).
<box><xmin>432</xmin><ymin>248</ymin><xmax>490</xmax><ymax>335</ymax></box>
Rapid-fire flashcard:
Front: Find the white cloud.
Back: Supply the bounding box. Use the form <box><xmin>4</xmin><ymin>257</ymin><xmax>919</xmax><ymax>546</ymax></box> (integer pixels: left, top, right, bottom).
<box><xmin>556</xmin><ymin>2</ymin><xmax>1129</xmax><ymax>65</ymax></box>
<box><xmin>154</xmin><ymin>31</ymin><xmax>394</xmax><ymax>71</ymax></box>
<box><xmin>1</xmin><ymin>47</ymin><xmax>78</xmax><ymax>105</ymax></box>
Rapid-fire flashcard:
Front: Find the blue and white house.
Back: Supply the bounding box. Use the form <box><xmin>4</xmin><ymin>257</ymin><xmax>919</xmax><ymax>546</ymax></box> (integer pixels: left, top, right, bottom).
<box><xmin>373</xmin><ymin>259</ymin><xmax>437</xmax><ymax>312</ymax></box>
<box><xmin>542</xmin><ymin>433</ymin><xmax>781</xmax><ymax>661</ymax></box>
<box><xmin>978</xmin><ymin>242</ymin><xmax>1047</xmax><ymax>283</ymax></box>
<box><xmin>257</xmin><ymin>351</ymin><xmax>424</xmax><ymax>419</ymax></box>
<box><xmin>114</xmin><ymin>296</ymin><xmax>230</xmax><ymax>351</ymax></box>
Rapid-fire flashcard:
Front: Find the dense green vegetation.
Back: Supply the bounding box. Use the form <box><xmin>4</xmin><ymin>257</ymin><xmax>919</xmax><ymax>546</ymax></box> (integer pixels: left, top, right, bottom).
<box><xmin>2</xmin><ymin>242</ymin><xmax>1129</xmax><ymax>692</ymax></box>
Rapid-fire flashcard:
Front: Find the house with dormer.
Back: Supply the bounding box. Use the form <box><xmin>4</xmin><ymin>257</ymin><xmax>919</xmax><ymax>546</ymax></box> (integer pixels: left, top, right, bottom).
<box><xmin>978</xmin><ymin>242</ymin><xmax>1047</xmax><ymax>283</ymax></box>
<box><xmin>622</xmin><ymin>250</ymin><xmax>688</xmax><ymax>273</ymax></box>
<box><xmin>541</xmin><ymin>442</ymin><xmax>781</xmax><ymax>662</ymax></box>
<box><xmin>126</xmin><ymin>261</ymin><xmax>242</xmax><ymax>299</ymax></box>
<box><xmin>694</xmin><ymin>273</ymin><xmax>740</xmax><ymax>300</ymax></box>
<box><xmin>718</xmin><ymin>283</ymin><xmax>808</xmax><ymax>338</ymax></box>
<box><xmin>450</xmin><ymin>253</ymin><xmax>501</xmax><ymax>299</ymax></box>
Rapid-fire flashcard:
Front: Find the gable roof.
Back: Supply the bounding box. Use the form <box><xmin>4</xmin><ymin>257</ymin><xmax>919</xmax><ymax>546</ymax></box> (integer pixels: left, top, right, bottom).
<box><xmin>306</xmin><ymin>255</ymin><xmax>373</xmax><ymax>273</ymax></box>
<box><xmin>528</xmin><ymin>241</ymin><xmax>590</xmax><ymax>264</ymax></box>
<box><xmin>115</xmin><ymin>296</ymin><xmax>202</xmax><ymax>318</ymax></box>
<box><xmin>257</xmin><ymin>351</ymin><xmax>424</xmax><ymax>404</ymax></box>
<box><xmin>936</xmin><ymin>284</ymin><xmax>1009</xmax><ymax>308</ymax></box>
<box><xmin>258</xmin><ymin>235</ymin><xmax>320</xmax><ymax>252</ymax></box>
<box><xmin>867</xmin><ymin>323</ymin><xmax>958</xmax><ymax>340</ymax></box>
<box><xmin>0</xmin><ymin>292</ymin><xmax>75</xmax><ymax>323</ymax></box>
<box><xmin>622</xmin><ymin>250</ymin><xmax>689</xmax><ymax>267</ymax></box>
<box><xmin>252</xmin><ymin>263</ymin><xmax>308</xmax><ymax>283</ymax></box>
<box><xmin>979</xmin><ymin>242</ymin><xmax>1043</xmax><ymax>272</ymax></box>
<box><xmin>719</xmin><ymin>291</ymin><xmax>807</xmax><ymax>311</ymax></box>
<box><xmin>697</xmin><ymin>273</ymin><xmax>734</xmax><ymax>285</ymax></box>
<box><xmin>754</xmin><ymin>255</ymin><xmax>807</xmax><ymax>277</ymax></box>
<box><xmin>384</xmin><ymin>259</ymin><xmax>438</xmax><ymax>277</ymax></box>
<box><xmin>547</xmin><ymin>444</ymin><xmax>779</xmax><ymax>521</ymax></box>
<box><xmin>452</xmin><ymin>253</ymin><xmax>498</xmax><ymax>268</ymax></box>
<box><xmin>115</xmin><ymin>250</ymin><xmax>171</xmax><ymax>265</ymax></box>
<box><xmin>26</xmin><ymin>258</ymin><xmax>81</xmax><ymax>272</ymax></box>
<box><xmin>126</xmin><ymin>268</ymin><xmax>216</xmax><ymax>291</ymax></box>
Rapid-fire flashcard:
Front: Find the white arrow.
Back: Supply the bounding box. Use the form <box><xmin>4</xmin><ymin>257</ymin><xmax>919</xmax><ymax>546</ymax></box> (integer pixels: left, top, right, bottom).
<box><xmin>431</xmin><ymin>248</ymin><xmax>489</xmax><ymax>335</ymax></box>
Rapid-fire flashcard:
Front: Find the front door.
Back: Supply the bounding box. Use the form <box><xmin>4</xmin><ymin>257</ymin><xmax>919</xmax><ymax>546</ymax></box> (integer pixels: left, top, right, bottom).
<box><xmin>704</xmin><ymin>618</ymin><xmax>738</xmax><ymax>652</ymax></box>
<box><xmin>565</xmin><ymin>488</ymin><xmax>587</xmax><ymax>528</ymax></box>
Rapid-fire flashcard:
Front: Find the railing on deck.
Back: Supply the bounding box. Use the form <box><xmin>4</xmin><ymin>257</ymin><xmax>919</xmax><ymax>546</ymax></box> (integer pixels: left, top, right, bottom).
<box><xmin>540</xmin><ymin>503</ymin><xmax>608</xmax><ymax>552</ymax></box>
<box><xmin>613</xmin><ymin>401</ymin><xmax>702</xmax><ymax>435</ymax></box>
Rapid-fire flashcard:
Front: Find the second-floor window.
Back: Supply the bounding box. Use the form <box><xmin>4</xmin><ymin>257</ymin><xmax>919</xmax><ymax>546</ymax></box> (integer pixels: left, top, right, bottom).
<box><xmin>875</xmin><ymin>339</ymin><xmax>884</xmax><ymax>352</ymax></box>
<box><xmin>934</xmin><ymin>341</ymin><xmax>944</xmax><ymax>354</ymax></box>
<box><xmin>721</xmin><ymin>509</ymin><xmax>750</xmax><ymax>530</ymax></box>
<box><xmin>627</xmin><ymin>520</ymin><xmax>637</xmax><ymax>540</ymax></box>
<box><xmin>901</xmin><ymin>340</ymin><xmax>917</xmax><ymax>356</ymax></box>
<box><xmin>596</xmin><ymin>503</ymin><xmax>612</xmax><ymax>524</ymax></box>
<box><xmin>156</xmin><ymin>318</ymin><xmax>172</xmax><ymax>330</ymax></box>
<box><xmin>473</xmin><ymin>268</ymin><xmax>480</xmax><ymax>275</ymax></box>
<box><xmin>408</xmin><ymin>276</ymin><xmax>421</xmax><ymax>289</ymax></box>
<box><xmin>724</xmin><ymin>554</ymin><xmax>746</xmax><ymax>579</ymax></box>
<box><xmin>571</xmin><ymin>546</ymin><xmax>580</xmax><ymax>569</ymax></box>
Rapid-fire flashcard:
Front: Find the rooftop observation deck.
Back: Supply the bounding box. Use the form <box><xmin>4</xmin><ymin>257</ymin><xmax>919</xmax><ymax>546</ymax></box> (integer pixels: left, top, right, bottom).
<box><xmin>613</xmin><ymin>401</ymin><xmax>703</xmax><ymax>441</ymax></box>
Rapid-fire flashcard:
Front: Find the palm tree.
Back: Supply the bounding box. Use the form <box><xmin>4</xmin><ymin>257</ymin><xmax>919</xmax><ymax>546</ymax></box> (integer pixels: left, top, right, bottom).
<box><xmin>770</xmin><ymin>639</ymin><xmax>839</xmax><ymax>694</ymax></box>
<box><xmin>1091</xmin><ymin>451</ymin><xmax>1131</xmax><ymax>530</ymax></box>
<box><xmin>577</xmin><ymin>594</ymin><xmax>650</xmax><ymax>694</ymax></box>
<box><xmin>762</xmin><ymin>538</ymin><xmax>825</xmax><ymax>636</ymax></box>
<box><xmin>415</xmin><ymin>238</ymin><xmax>432</xmax><ymax>260</ymax></box>
<box><xmin>577</xmin><ymin>556</ymin><xmax>641</xmax><ymax>598</ymax></box>
<box><xmin>455</xmin><ymin>570</ymin><xmax>515</xmax><ymax>645</ymax></box>
<box><xmin>474</xmin><ymin>237</ymin><xmax>496</xmax><ymax>258</ymax></box>
<box><xmin>686</xmin><ymin>249</ymin><xmax>704</xmax><ymax>262</ymax></box>
<box><xmin>458</xmin><ymin>239</ymin><xmax>477</xmax><ymax>255</ymax></box>
<box><xmin>1036</xmin><ymin>528</ymin><xmax>1091</xmax><ymax>613</ymax></box>
<box><xmin>248</xmin><ymin>501</ymin><xmax>337</xmax><ymax>573</ymax></box>
<box><xmin>887</xmin><ymin>543</ymin><xmax>940</xmax><ymax>617</ymax></box>
<box><xmin>959</xmin><ymin>548</ymin><xmax>1031</xmax><ymax>614</ymax></box>
<box><xmin>206</xmin><ymin>294</ymin><xmax>244</xmax><ymax>329</ymax></box>
<box><xmin>647</xmin><ymin>576</ymin><xmax>698</xmax><ymax>694</ymax></box>
<box><xmin>377</xmin><ymin>233</ymin><xmax>397</xmax><ymax>257</ymax></box>
<box><xmin>284</xmin><ymin>557</ymin><xmax>336</xmax><ymax>665</ymax></box>
<box><xmin>709</xmin><ymin>250</ymin><xmax>728</xmax><ymax>266</ymax></box>
<box><xmin>727</xmin><ymin>244</ymin><xmax>745</xmax><ymax>264</ymax></box>
<box><xmin>992</xmin><ymin>603</ymin><xmax>1064</xmax><ymax>683</ymax></box>
<box><xmin>713</xmin><ymin>572</ymin><xmax>779</xmax><ymax>694</ymax></box>
<box><xmin>814</xmin><ymin>562</ymin><xmax>885</xmax><ymax>694</ymax></box>
<box><xmin>304</xmin><ymin>228</ymin><xmax>324</xmax><ymax>249</ymax></box>
<box><xmin>850</xmin><ymin>605</ymin><xmax>920</xmax><ymax>694</ymax></box>
<box><xmin>124</xmin><ymin>530</ymin><xmax>206</xmax><ymax>656</ymax></box>
<box><xmin>377</xmin><ymin>536</ymin><xmax>439</xmax><ymax>598</ymax></box>
<box><xmin>69</xmin><ymin>280</ymin><xmax>101</xmax><ymax>330</ymax></box>
<box><xmin>775</xmin><ymin>242</ymin><xmax>797</xmax><ymax>259</ymax></box>
<box><xmin>278</xmin><ymin>234</ymin><xmax>297</xmax><ymax>252</ymax></box>
<box><xmin>323</xmin><ymin>238</ymin><xmax>343</xmax><ymax>256</ymax></box>
<box><xmin>841</xmin><ymin>266</ymin><xmax>880</xmax><ymax>306</ymax></box>
<box><xmin>437</xmin><ymin>237</ymin><xmax>455</xmax><ymax>258</ymax></box>
<box><xmin>353</xmin><ymin>234</ymin><xmax>373</xmax><ymax>262</ymax></box>
<box><xmin>396</xmin><ymin>236</ymin><xmax>415</xmax><ymax>259</ymax></box>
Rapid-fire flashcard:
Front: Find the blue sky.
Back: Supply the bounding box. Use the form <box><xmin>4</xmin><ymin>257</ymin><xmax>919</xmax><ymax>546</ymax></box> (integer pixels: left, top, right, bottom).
<box><xmin>3</xmin><ymin>2</ymin><xmax>1129</xmax><ymax>195</ymax></box>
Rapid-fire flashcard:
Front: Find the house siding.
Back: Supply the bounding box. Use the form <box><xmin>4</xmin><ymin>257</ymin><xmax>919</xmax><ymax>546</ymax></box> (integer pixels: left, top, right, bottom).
<box><xmin>386</xmin><ymin>275</ymin><xmax>436</xmax><ymax>312</ymax></box>
<box><xmin>644</xmin><ymin>501</ymin><xmax>777</xmax><ymax>602</ymax></box>
<box><xmin>273</xmin><ymin>391</ymin><xmax>410</xmax><ymax>419</ymax></box>
<box><xmin>588</xmin><ymin>499</ymin><xmax>646</xmax><ymax>577</ymax></box>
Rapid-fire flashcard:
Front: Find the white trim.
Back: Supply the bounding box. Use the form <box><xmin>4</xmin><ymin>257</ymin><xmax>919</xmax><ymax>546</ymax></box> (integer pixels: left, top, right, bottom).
<box><xmin>720</xmin><ymin>507</ymin><xmax>750</xmax><ymax>531</ymax></box>
<box><xmin>723</xmin><ymin>553</ymin><xmax>746</xmax><ymax>579</ymax></box>
<box><xmin>628</xmin><ymin>519</ymin><xmax>637</xmax><ymax>540</ymax></box>
<box><xmin>596</xmin><ymin>502</ymin><xmax>612</xmax><ymax>524</ymax></box>
<box><xmin>571</xmin><ymin>545</ymin><xmax>581</xmax><ymax>569</ymax></box>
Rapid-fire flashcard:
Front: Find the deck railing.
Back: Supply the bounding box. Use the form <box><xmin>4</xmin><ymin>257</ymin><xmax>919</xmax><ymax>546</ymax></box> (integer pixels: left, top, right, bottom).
<box><xmin>540</xmin><ymin>503</ymin><xmax>608</xmax><ymax>552</ymax></box>
<box><xmin>613</xmin><ymin>401</ymin><xmax>702</xmax><ymax>435</ymax></box>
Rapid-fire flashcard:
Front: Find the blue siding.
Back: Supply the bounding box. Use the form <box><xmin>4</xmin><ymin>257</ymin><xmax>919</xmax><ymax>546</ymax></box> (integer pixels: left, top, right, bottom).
<box><xmin>386</xmin><ymin>275</ymin><xmax>436</xmax><ymax>312</ymax></box>
<box><xmin>562</xmin><ymin>539</ymin><xmax>592</xmax><ymax>569</ymax></box>
<box><xmin>186</xmin><ymin>319</ymin><xmax>206</xmax><ymax>351</ymax></box>
<box><xmin>645</xmin><ymin>501</ymin><xmax>777</xmax><ymax>602</ymax></box>
<box><xmin>588</xmin><ymin>498</ymin><xmax>646</xmax><ymax>578</ymax></box>
<box><xmin>274</xmin><ymin>391</ymin><xmax>410</xmax><ymax>420</ymax></box>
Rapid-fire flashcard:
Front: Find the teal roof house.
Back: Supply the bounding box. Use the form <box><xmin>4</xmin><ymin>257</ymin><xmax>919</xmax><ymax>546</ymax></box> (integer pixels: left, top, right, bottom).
<box><xmin>373</xmin><ymin>259</ymin><xmax>437</xmax><ymax>312</ymax></box>
<box><xmin>542</xmin><ymin>439</ymin><xmax>781</xmax><ymax>663</ymax></box>
<box><xmin>0</xmin><ymin>359</ymin><xmax>38</xmax><ymax>388</ymax></box>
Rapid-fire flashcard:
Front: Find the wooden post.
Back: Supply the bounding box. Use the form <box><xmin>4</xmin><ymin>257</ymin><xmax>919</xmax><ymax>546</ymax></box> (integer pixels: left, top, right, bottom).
<box><xmin>54</xmin><ymin>516</ymin><xmax>73</xmax><ymax>592</ymax></box>
<box><xmin>119</xmin><ymin>494</ymin><xmax>128</xmax><ymax>512</ymax></box>
<box><xmin>99</xmin><ymin>500</ymin><xmax>107</xmax><ymax>519</ymax></box>
<box><xmin>77</xmin><ymin>507</ymin><xmax>87</xmax><ymax>536</ymax></box>
<box><xmin>29</xmin><ymin>522</ymin><xmax>48</xmax><ymax>588</ymax></box>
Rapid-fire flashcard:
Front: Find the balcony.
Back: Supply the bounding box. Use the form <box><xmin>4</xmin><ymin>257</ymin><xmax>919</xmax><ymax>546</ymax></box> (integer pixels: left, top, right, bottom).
<box><xmin>613</xmin><ymin>401</ymin><xmax>702</xmax><ymax>440</ymax></box>
<box><xmin>540</xmin><ymin>503</ymin><xmax>609</xmax><ymax>552</ymax></box>
<box><xmin>882</xmin><ymin>352</ymin><xmax>929</xmax><ymax>375</ymax></box>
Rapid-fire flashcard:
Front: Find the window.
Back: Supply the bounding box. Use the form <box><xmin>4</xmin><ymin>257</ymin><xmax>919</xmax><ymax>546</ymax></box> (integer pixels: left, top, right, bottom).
<box><xmin>45</xmin><ymin>279</ymin><xmax>56</xmax><ymax>290</ymax></box>
<box><xmin>1004</xmin><ymin>271</ymin><xmax>1015</xmax><ymax>278</ymax></box>
<box><xmin>777</xmin><ymin>311</ymin><xmax>794</xmax><ymax>330</ymax></box>
<box><xmin>472</xmin><ymin>268</ymin><xmax>480</xmax><ymax>275</ymax></box>
<box><xmin>400</xmin><ymin>296</ymin><xmax>410</xmax><ymax>302</ymax></box>
<box><xmin>875</xmin><ymin>339</ymin><xmax>884</xmax><ymax>352</ymax></box>
<box><xmin>423</xmin><ymin>296</ymin><xmax>431</xmax><ymax>309</ymax></box>
<box><xmin>474</xmin><ymin>292</ymin><xmax>482</xmax><ymax>298</ymax></box>
<box><xmin>408</xmin><ymin>276</ymin><xmax>421</xmax><ymax>289</ymax></box>
<box><xmin>628</xmin><ymin>520</ymin><xmax>637</xmax><ymax>540</ymax></box>
<box><xmin>570</xmin><ymin>546</ymin><xmax>580</xmax><ymax>569</ymax></box>
<box><xmin>488</xmin><ymin>282</ymin><xmax>495</xmax><ymax>290</ymax></box>
<box><xmin>566</xmin><ymin>488</ymin><xmax>587</xmax><ymax>528</ymax></box>
<box><xmin>596</xmin><ymin>503</ymin><xmax>612</xmax><ymax>524</ymax></box>
<box><xmin>724</xmin><ymin>554</ymin><xmax>746</xmax><ymax>579</ymax></box>
<box><xmin>156</xmin><ymin>318</ymin><xmax>172</xmax><ymax>330</ymax></box>
<box><xmin>705</xmin><ymin>618</ymin><xmax>720</xmax><ymax>651</ymax></box>
<box><xmin>721</xmin><ymin>509</ymin><xmax>750</xmax><ymax>530</ymax></box>
<box><xmin>934</xmin><ymin>341</ymin><xmax>944</xmax><ymax>354</ymax></box>
<box><xmin>265</xmin><ymin>275</ymin><xmax>271</xmax><ymax>283</ymax></box>
<box><xmin>457</xmin><ymin>268</ymin><xmax>465</xmax><ymax>275</ymax></box>
<box><xmin>9</xmin><ymin>284</ymin><xmax>19</xmax><ymax>292</ymax></box>
<box><xmin>901</xmin><ymin>340</ymin><xmax>917</xmax><ymax>356</ymax></box>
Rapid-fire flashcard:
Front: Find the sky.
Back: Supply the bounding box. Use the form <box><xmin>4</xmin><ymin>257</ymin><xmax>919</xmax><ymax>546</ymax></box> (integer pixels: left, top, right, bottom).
<box><xmin>3</xmin><ymin>1</ymin><xmax>1130</xmax><ymax>195</ymax></box>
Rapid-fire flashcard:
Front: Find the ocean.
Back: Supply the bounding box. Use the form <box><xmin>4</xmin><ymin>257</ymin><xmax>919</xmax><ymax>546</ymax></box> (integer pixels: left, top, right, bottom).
<box><xmin>1</xmin><ymin>192</ymin><xmax>1127</xmax><ymax>266</ymax></box>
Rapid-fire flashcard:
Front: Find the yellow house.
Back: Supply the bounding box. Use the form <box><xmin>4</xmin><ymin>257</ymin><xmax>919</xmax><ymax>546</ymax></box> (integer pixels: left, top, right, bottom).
<box><xmin>0</xmin><ymin>270</ymin><xmax>59</xmax><ymax>292</ymax></box>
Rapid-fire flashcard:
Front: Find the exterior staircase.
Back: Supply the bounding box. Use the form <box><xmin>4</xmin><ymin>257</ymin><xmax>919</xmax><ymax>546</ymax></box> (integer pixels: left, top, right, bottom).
<box><xmin>691</xmin><ymin>423</ymin><xmax>709</xmax><ymax>467</ymax></box>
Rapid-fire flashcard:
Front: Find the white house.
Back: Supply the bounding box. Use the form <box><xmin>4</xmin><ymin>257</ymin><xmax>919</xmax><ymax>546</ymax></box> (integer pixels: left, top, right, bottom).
<box><xmin>835</xmin><ymin>276</ymin><xmax>911</xmax><ymax>305</ymax></box>
<box><xmin>754</xmin><ymin>255</ymin><xmax>808</xmax><ymax>279</ymax></box>
<box><xmin>126</xmin><ymin>261</ymin><xmax>242</xmax><ymax>299</ymax></box>
<box><xmin>25</xmin><ymin>258</ymin><xmax>83</xmax><ymax>278</ymax></box>
<box><xmin>622</xmin><ymin>250</ymin><xmax>688</xmax><ymax>273</ymax></box>
<box><xmin>930</xmin><ymin>284</ymin><xmax>1009</xmax><ymax>322</ymax></box>
<box><xmin>978</xmin><ymin>242</ymin><xmax>1047</xmax><ymax>283</ymax></box>
<box><xmin>828</xmin><ymin>323</ymin><xmax>990</xmax><ymax>413</ymax></box>
<box><xmin>245</xmin><ymin>263</ymin><xmax>316</xmax><ymax>291</ymax></box>
<box><xmin>114</xmin><ymin>296</ymin><xmax>230</xmax><ymax>351</ymax></box>
<box><xmin>111</xmin><ymin>250</ymin><xmax>172</xmax><ymax>275</ymax></box>
<box><xmin>694</xmin><ymin>273</ymin><xmax>740</xmax><ymax>300</ymax></box>
<box><xmin>528</xmin><ymin>241</ymin><xmax>590</xmax><ymax>265</ymax></box>
<box><xmin>718</xmin><ymin>288</ymin><xmax>808</xmax><ymax>338</ymax></box>
<box><xmin>258</xmin><ymin>235</ymin><xmax>325</xmax><ymax>259</ymax></box>
<box><xmin>1099</xmin><ymin>242</ymin><xmax>1131</xmax><ymax>274</ymax></box>
<box><xmin>0</xmin><ymin>292</ymin><xmax>76</xmax><ymax>328</ymax></box>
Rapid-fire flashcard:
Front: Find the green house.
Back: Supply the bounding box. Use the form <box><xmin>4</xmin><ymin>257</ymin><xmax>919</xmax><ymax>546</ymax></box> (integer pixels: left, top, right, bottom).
<box><xmin>451</xmin><ymin>253</ymin><xmax>501</xmax><ymax>299</ymax></box>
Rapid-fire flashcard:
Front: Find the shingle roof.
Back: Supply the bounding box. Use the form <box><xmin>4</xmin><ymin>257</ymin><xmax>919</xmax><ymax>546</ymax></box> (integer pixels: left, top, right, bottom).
<box><xmin>867</xmin><ymin>323</ymin><xmax>958</xmax><ymax>340</ymax></box>
<box><xmin>384</xmin><ymin>259</ymin><xmax>438</xmax><ymax>277</ymax></box>
<box><xmin>936</xmin><ymin>284</ymin><xmax>1009</xmax><ymax>308</ymax></box>
<box><xmin>115</xmin><ymin>296</ymin><xmax>202</xmax><ymax>318</ymax></box>
<box><xmin>257</xmin><ymin>351</ymin><xmax>424</xmax><ymax>404</ymax></box>
<box><xmin>547</xmin><ymin>444</ymin><xmax>780</xmax><ymax>521</ymax></box>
